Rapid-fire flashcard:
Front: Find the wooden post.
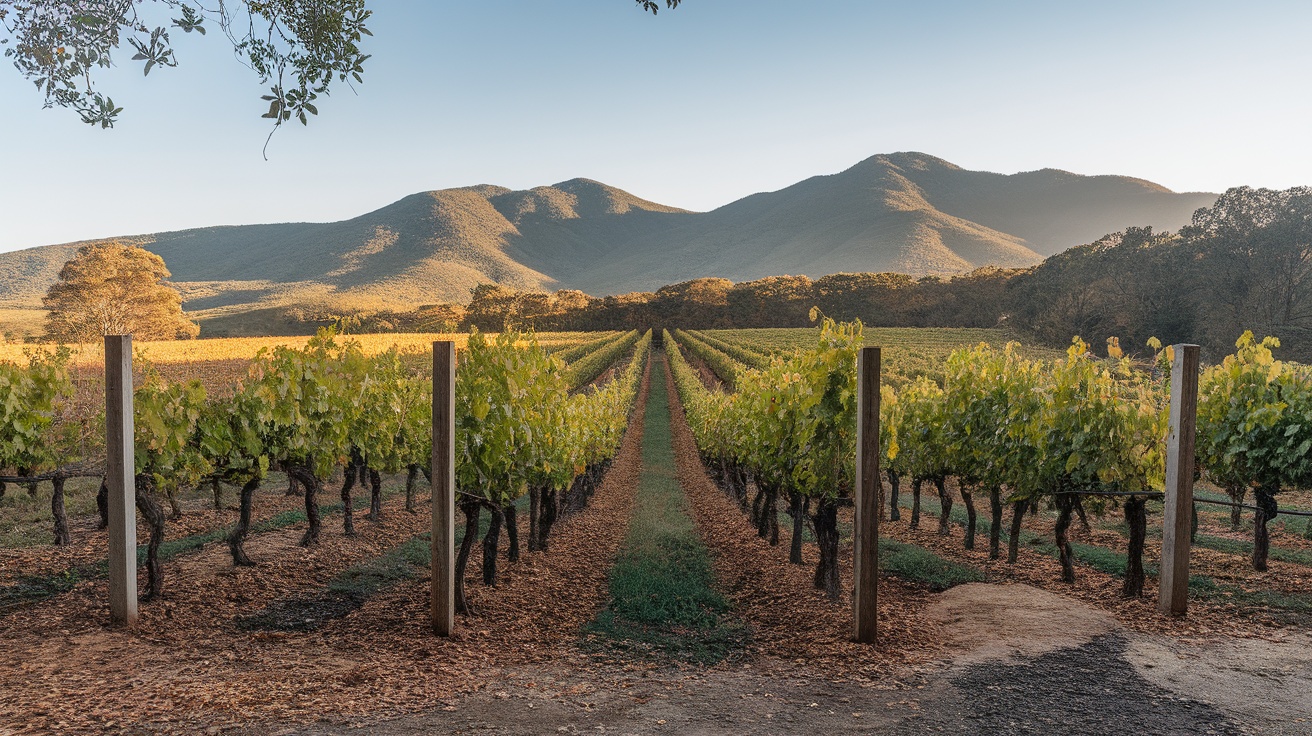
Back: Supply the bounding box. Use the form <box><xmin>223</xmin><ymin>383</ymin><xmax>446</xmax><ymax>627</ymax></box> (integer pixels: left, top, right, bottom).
<box><xmin>853</xmin><ymin>346</ymin><xmax>881</xmax><ymax>643</ymax></box>
<box><xmin>105</xmin><ymin>335</ymin><xmax>136</xmax><ymax>627</ymax></box>
<box><xmin>1159</xmin><ymin>344</ymin><xmax>1200</xmax><ymax>616</ymax></box>
<box><xmin>431</xmin><ymin>341</ymin><xmax>455</xmax><ymax>636</ymax></box>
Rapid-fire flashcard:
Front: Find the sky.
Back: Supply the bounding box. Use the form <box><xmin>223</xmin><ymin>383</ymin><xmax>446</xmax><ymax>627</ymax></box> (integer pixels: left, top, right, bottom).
<box><xmin>2</xmin><ymin>0</ymin><xmax>1310</xmax><ymax>252</ymax></box>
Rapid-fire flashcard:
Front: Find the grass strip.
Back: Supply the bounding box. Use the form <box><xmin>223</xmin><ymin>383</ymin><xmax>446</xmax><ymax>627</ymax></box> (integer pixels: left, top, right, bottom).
<box><xmin>585</xmin><ymin>356</ymin><xmax>749</xmax><ymax>664</ymax></box>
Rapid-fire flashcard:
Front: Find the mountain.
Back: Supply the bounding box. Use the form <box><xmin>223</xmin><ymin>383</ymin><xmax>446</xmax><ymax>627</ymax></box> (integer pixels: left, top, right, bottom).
<box><xmin>0</xmin><ymin>153</ymin><xmax>1215</xmax><ymax>328</ymax></box>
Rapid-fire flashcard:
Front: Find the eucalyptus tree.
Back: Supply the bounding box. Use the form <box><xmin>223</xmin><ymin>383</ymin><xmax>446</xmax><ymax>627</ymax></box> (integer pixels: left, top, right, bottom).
<box><xmin>3</xmin><ymin>0</ymin><xmax>681</xmax><ymax>147</ymax></box>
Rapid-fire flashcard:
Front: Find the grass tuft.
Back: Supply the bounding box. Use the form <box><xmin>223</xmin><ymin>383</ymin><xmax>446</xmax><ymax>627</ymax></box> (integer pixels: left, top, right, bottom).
<box><xmin>878</xmin><ymin>538</ymin><xmax>983</xmax><ymax>590</ymax></box>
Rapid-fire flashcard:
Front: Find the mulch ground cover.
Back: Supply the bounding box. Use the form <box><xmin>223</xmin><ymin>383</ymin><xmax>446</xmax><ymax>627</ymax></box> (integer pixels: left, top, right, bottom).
<box><xmin>0</xmin><ymin>360</ymin><xmax>654</xmax><ymax>734</ymax></box>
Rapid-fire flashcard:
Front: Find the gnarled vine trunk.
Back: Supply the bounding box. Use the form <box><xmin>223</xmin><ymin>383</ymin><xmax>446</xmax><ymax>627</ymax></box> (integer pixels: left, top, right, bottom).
<box><xmin>165</xmin><ymin>488</ymin><xmax>183</xmax><ymax>520</ymax></box>
<box><xmin>1253</xmin><ymin>484</ymin><xmax>1278</xmax><ymax>572</ymax></box>
<box><xmin>1054</xmin><ymin>494</ymin><xmax>1076</xmax><ymax>584</ymax></box>
<box><xmin>734</xmin><ymin>465</ymin><xmax>751</xmax><ymax>511</ymax></box>
<box><xmin>1122</xmin><ymin>496</ymin><xmax>1147</xmax><ymax>598</ymax></box>
<box><xmin>339</xmin><ymin>462</ymin><xmax>358</xmax><ymax>536</ymax></box>
<box><xmin>404</xmin><ymin>465</ymin><xmax>421</xmax><ymax>514</ymax></box>
<box><xmin>960</xmin><ymin>486</ymin><xmax>977</xmax><ymax>550</ymax></box>
<box><xmin>51</xmin><ymin>477</ymin><xmax>70</xmax><ymax>546</ymax></box>
<box><xmin>539</xmin><ymin>488</ymin><xmax>559</xmax><ymax>551</ymax></box>
<box><xmin>1226</xmin><ymin>483</ymin><xmax>1246</xmax><ymax>530</ymax></box>
<box><xmin>287</xmin><ymin>466</ymin><xmax>322</xmax><ymax>546</ymax></box>
<box><xmin>1073</xmin><ymin>495</ymin><xmax>1090</xmax><ymax>533</ymax></box>
<box><xmin>482</xmin><ymin>504</ymin><xmax>504</xmax><ymax>585</ymax></box>
<box><xmin>455</xmin><ymin>500</ymin><xmax>480</xmax><ymax>613</ymax></box>
<box><xmin>528</xmin><ymin>485</ymin><xmax>542</xmax><ymax>552</ymax></box>
<box><xmin>751</xmin><ymin>481</ymin><xmax>767</xmax><ymax>533</ymax></box>
<box><xmin>366</xmin><ymin>468</ymin><xmax>383</xmax><ymax>522</ymax></box>
<box><xmin>887</xmin><ymin>470</ymin><xmax>901</xmax><ymax>522</ymax></box>
<box><xmin>988</xmin><ymin>486</ymin><xmax>1003</xmax><ymax>560</ymax></box>
<box><xmin>1007</xmin><ymin>499</ymin><xmax>1026</xmax><ymax>563</ymax></box>
<box><xmin>134</xmin><ymin>474</ymin><xmax>166</xmax><ymax>601</ymax></box>
<box><xmin>788</xmin><ymin>491</ymin><xmax>806</xmax><ymax>564</ymax></box>
<box><xmin>716</xmin><ymin>458</ymin><xmax>731</xmax><ymax>495</ymax></box>
<box><xmin>211</xmin><ymin>478</ymin><xmax>224</xmax><ymax>510</ymax></box>
<box><xmin>767</xmin><ymin>484</ymin><xmax>780</xmax><ymax>546</ymax></box>
<box><xmin>18</xmin><ymin>469</ymin><xmax>35</xmax><ymax>498</ymax></box>
<box><xmin>935</xmin><ymin>477</ymin><xmax>952</xmax><ymax>536</ymax></box>
<box><xmin>96</xmin><ymin>479</ymin><xmax>109</xmax><ymax>530</ymax></box>
<box><xmin>1191</xmin><ymin>502</ymin><xmax>1199</xmax><ymax>543</ymax></box>
<box><xmin>812</xmin><ymin>498</ymin><xmax>840</xmax><ymax>600</ymax></box>
<box><xmin>228</xmin><ymin>478</ymin><xmax>262</xmax><ymax>566</ymax></box>
<box><xmin>911</xmin><ymin>478</ymin><xmax>923</xmax><ymax>529</ymax></box>
<box><xmin>755</xmin><ymin>480</ymin><xmax>780</xmax><ymax>545</ymax></box>
<box><xmin>504</xmin><ymin>503</ymin><xmax>519</xmax><ymax>563</ymax></box>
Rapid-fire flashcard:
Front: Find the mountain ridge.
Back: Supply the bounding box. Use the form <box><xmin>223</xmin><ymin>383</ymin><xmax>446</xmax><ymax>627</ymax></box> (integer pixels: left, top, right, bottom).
<box><xmin>0</xmin><ymin>152</ymin><xmax>1218</xmax><ymax>326</ymax></box>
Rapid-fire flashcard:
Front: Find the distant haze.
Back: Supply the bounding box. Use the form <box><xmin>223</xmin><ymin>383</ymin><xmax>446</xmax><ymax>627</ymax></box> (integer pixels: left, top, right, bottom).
<box><xmin>0</xmin><ymin>152</ymin><xmax>1214</xmax><ymax>326</ymax></box>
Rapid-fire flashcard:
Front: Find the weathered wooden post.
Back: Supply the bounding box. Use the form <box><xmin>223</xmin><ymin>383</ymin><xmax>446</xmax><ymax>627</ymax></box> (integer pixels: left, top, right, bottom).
<box><xmin>854</xmin><ymin>346</ymin><xmax>881</xmax><ymax>643</ymax></box>
<box><xmin>105</xmin><ymin>334</ymin><xmax>136</xmax><ymax>627</ymax></box>
<box><xmin>1159</xmin><ymin>344</ymin><xmax>1200</xmax><ymax>616</ymax></box>
<box><xmin>431</xmin><ymin>341</ymin><xmax>456</xmax><ymax>636</ymax></box>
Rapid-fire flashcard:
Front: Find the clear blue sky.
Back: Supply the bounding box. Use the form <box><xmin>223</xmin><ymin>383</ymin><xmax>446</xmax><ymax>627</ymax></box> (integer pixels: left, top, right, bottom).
<box><xmin>2</xmin><ymin>0</ymin><xmax>1309</xmax><ymax>252</ymax></box>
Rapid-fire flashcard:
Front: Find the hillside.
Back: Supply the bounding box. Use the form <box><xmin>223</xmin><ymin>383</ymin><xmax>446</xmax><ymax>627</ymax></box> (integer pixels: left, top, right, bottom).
<box><xmin>0</xmin><ymin>153</ymin><xmax>1215</xmax><ymax>330</ymax></box>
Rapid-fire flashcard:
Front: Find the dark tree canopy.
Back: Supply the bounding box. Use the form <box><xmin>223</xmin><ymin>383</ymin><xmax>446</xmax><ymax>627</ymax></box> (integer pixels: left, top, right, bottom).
<box><xmin>1</xmin><ymin>1</ymin><xmax>681</xmax><ymax>139</ymax></box>
<box><xmin>1007</xmin><ymin>186</ymin><xmax>1312</xmax><ymax>360</ymax></box>
<box><xmin>43</xmin><ymin>242</ymin><xmax>199</xmax><ymax>342</ymax></box>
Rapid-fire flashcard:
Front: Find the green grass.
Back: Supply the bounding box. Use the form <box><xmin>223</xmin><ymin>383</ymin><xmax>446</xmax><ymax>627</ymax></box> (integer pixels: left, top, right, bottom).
<box><xmin>878</xmin><ymin>537</ymin><xmax>983</xmax><ymax>590</ymax></box>
<box><xmin>586</xmin><ymin>356</ymin><xmax>749</xmax><ymax>664</ymax></box>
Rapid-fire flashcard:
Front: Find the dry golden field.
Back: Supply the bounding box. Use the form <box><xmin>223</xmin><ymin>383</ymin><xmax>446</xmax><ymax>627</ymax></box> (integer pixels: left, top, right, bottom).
<box><xmin>0</xmin><ymin>331</ymin><xmax>605</xmax><ymax>367</ymax></box>
<box><xmin>0</xmin><ymin>331</ymin><xmax>613</xmax><ymax>404</ymax></box>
